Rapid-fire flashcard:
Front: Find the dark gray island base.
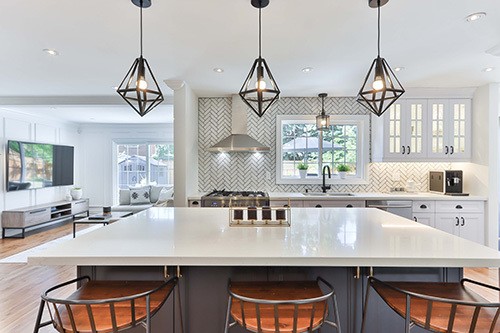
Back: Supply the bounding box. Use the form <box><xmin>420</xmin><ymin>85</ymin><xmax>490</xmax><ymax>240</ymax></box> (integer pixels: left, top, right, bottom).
<box><xmin>78</xmin><ymin>265</ymin><xmax>461</xmax><ymax>333</ymax></box>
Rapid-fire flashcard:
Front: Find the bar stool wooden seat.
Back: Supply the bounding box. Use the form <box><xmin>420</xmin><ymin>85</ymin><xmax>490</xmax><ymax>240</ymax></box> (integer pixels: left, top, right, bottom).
<box><xmin>362</xmin><ymin>277</ymin><xmax>500</xmax><ymax>333</ymax></box>
<box><xmin>224</xmin><ymin>277</ymin><xmax>341</xmax><ymax>333</ymax></box>
<box><xmin>34</xmin><ymin>276</ymin><xmax>180</xmax><ymax>333</ymax></box>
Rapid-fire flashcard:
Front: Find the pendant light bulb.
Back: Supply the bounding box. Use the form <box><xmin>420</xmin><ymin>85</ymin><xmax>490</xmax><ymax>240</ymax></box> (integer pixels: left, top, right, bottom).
<box><xmin>372</xmin><ymin>76</ymin><xmax>384</xmax><ymax>91</ymax></box>
<box><xmin>137</xmin><ymin>78</ymin><xmax>148</xmax><ymax>90</ymax></box>
<box><xmin>255</xmin><ymin>78</ymin><xmax>267</xmax><ymax>90</ymax></box>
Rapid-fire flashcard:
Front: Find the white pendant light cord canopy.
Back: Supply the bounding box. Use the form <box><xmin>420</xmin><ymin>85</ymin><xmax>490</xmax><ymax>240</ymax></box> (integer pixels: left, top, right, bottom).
<box><xmin>357</xmin><ymin>0</ymin><xmax>404</xmax><ymax>117</ymax></box>
<box><xmin>117</xmin><ymin>0</ymin><xmax>164</xmax><ymax>117</ymax></box>
<box><xmin>316</xmin><ymin>93</ymin><xmax>330</xmax><ymax>131</ymax></box>
<box><xmin>239</xmin><ymin>0</ymin><xmax>281</xmax><ymax>118</ymax></box>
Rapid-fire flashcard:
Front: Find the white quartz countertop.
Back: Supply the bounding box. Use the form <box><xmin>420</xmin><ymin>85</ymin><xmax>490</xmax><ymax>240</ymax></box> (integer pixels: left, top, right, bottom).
<box><xmin>29</xmin><ymin>207</ymin><xmax>500</xmax><ymax>267</ymax></box>
<box><xmin>188</xmin><ymin>192</ymin><xmax>486</xmax><ymax>201</ymax></box>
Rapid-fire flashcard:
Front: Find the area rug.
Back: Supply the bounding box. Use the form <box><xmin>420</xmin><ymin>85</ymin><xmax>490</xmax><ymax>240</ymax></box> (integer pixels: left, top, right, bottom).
<box><xmin>0</xmin><ymin>225</ymin><xmax>101</xmax><ymax>264</ymax></box>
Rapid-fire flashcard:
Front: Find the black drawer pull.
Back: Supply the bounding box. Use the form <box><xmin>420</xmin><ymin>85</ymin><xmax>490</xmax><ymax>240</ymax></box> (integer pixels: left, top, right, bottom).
<box><xmin>30</xmin><ymin>209</ymin><xmax>46</xmax><ymax>214</ymax></box>
<box><xmin>283</xmin><ymin>204</ymin><xmax>289</xmax><ymax>208</ymax></box>
<box><xmin>445</xmin><ymin>146</ymin><xmax>449</xmax><ymax>154</ymax></box>
<box><xmin>455</xmin><ymin>205</ymin><xmax>463</xmax><ymax>209</ymax></box>
<box><xmin>455</xmin><ymin>217</ymin><xmax>460</xmax><ymax>226</ymax></box>
<box><xmin>407</xmin><ymin>145</ymin><xmax>410</xmax><ymax>154</ymax></box>
<box><xmin>420</xmin><ymin>204</ymin><xmax>427</xmax><ymax>209</ymax></box>
<box><xmin>402</xmin><ymin>146</ymin><xmax>405</xmax><ymax>154</ymax></box>
<box><xmin>315</xmin><ymin>204</ymin><xmax>322</xmax><ymax>208</ymax></box>
<box><xmin>450</xmin><ymin>146</ymin><xmax>454</xmax><ymax>155</ymax></box>
<box><xmin>461</xmin><ymin>217</ymin><xmax>465</xmax><ymax>227</ymax></box>
<box><xmin>192</xmin><ymin>201</ymin><xmax>199</xmax><ymax>205</ymax></box>
<box><xmin>346</xmin><ymin>204</ymin><xmax>353</xmax><ymax>208</ymax></box>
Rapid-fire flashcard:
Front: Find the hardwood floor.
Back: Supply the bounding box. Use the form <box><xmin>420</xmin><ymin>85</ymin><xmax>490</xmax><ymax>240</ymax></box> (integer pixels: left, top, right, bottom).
<box><xmin>0</xmin><ymin>220</ymin><xmax>90</xmax><ymax>332</ymax></box>
<box><xmin>0</xmin><ymin>220</ymin><xmax>498</xmax><ymax>332</ymax></box>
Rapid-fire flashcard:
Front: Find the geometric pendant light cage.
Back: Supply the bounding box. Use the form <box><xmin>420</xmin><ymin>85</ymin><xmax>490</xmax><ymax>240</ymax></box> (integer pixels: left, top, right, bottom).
<box><xmin>117</xmin><ymin>0</ymin><xmax>164</xmax><ymax>117</ymax></box>
<box><xmin>239</xmin><ymin>0</ymin><xmax>280</xmax><ymax>118</ymax></box>
<box><xmin>357</xmin><ymin>0</ymin><xmax>404</xmax><ymax>117</ymax></box>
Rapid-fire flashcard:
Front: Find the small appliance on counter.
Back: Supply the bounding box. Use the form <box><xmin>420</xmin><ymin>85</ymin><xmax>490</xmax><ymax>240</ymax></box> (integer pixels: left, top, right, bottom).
<box><xmin>429</xmin><ymin>170</ymin><xmax>468</xmax><ymax>196</ymax></box>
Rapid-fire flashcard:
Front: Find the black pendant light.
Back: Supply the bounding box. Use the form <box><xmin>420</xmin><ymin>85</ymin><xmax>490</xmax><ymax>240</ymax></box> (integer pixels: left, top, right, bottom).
<box><xmin>357</xmin><ymin>0</ymin><xmax>404</xmax><ymax>117</ymax></box>
<box><xmin>239</xmin><ymin>0</ymin><xmax>280</xmax><ymax>118</ymax></box>
<box><xmin>117</xmin><ymin>0</ymin><xmax>164</xmax><ymax>117</ymax></box>
<box><xmin>316</xmin><ymin>93</ymin><xmax>330</xmax><ymax>131</ymax></box>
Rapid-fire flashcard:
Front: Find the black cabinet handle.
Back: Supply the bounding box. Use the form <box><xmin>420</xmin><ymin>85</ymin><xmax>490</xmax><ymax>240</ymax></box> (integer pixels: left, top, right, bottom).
<box><xmin>445</xmin><ymin>146</ymin><xmax>449</xmax><ymax>154</ymax></box>
<box><xmin>461</xmin><ymin>217</ymin><xmax>465</xmax><ymax>227</ymax></box>
<box><xmin>455</xmin><ymin>217</ymin><xmax>460</xmax><ymax>226</ymax></box>
<box><xmin>346</xmin><ymin>204</ymin><xmax>353</xmax><ymax>208</ymax></box>
<box><xmin>402</xmin><ymin>146</ymin><xmax>405</xmax><ymax>154</ymax></box>
<box><xmin>284</xmin><ymin>204</ymin><xmax>290</xmax><ymax>208</ymax></box>
<box><xmin>455</xmin><ymin>205</ymin><xmax>463</xmax><ymax>209</ymax></box>
<box><xmin>192</xmin><ymin>201</ymin><xmax>199</xmax><ymax>205</ymax></box>
<box><xmin>414</xmin><ymin>217</ymin><xmax>418</xmax><ymax>222</ymax></box>
<box><xmin>420</xmin><ymin>204</ymin><xmax>427</xmax><ymax>209</ymax></box>
<box><xmin>450</xmin><ymin>146</ymin><xmax>454</xmax><ymax>155</ymax></box>
<box><xmin>407</xmin><ymin>146</ymin><xmax>410</xmax><ymax>154</ymax></box>
<box><xmin>315</xmin><ymin>204</ymin><xmax>322</xmax><ymax>208</ymax></box>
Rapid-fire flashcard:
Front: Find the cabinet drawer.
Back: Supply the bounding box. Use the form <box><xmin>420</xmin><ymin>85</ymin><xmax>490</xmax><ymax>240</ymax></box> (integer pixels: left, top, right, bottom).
<box><xmin>24</xmin><ymin>208</ymin><xmax>51</xmax><ymax>226</ymax></box>
<box><xmin>72</xmin><ymin>199</ymin><xmax>89</xmax><ymax>215</ymax></box>
<box><xmin>435</xmin><ymin>201</ymin><xmax>484</xmax><ymax>213</ymax></box>
<box><xmin>270</xmin><ymin>200</ymin><xmax>303</xmax><ymax>208</ymax></box>
<box><xmin>412</xmin><ymin>201</ymin><xmax>435</xmax><ymax>213</ymax></box>
<box><xmin>302</xmin><ymin>200</ymin><xmax>365</xmax><ymax>208</ymax></box>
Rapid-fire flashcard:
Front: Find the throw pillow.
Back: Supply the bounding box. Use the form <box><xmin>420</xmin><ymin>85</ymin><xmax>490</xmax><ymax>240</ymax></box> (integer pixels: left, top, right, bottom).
<box><xmin>119</xmin><ymin>189</ymin><xmax>131</xmax><ymax>205</ymax></box>
<box><xmin>156</xmin><ymin>187</ymin><xmax>174</xmax><ymax>204</ymax></box>
<box><xmin>130</xmin><ymin>187</ymin><xmax>151</xmax><ymax>205</ymax></box>
<box><xmin>150</xmin><ymin>185</ymin><xmax>171</xmax><ymax>203</ymax></box>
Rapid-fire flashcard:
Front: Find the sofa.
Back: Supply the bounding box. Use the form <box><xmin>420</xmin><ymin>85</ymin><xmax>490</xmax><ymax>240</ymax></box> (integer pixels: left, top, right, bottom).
<box><xmin>112</xmin><ymin>185</ymin><xmax>174</xmax><ymax>213</ymax></box>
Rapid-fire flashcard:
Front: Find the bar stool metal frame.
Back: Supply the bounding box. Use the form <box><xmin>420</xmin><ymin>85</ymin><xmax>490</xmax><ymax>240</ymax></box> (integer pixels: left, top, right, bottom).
<box><xmin>361</xmin><ymin>276</ymin><xmax>500</xmax><ymax>333</ymax></box>
<box><xmin>34</xmin><ymin>275</ymin><xmax>182</xmax><ymax>333</ymax></box>
<box><xmin>224</xmin><ymin>277</ymin><xmax>342</xmax><ymax>333</ymax></box>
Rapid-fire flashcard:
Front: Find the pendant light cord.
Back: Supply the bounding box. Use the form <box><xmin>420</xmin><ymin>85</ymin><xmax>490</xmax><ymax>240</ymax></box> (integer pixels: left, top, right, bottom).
<box><xmin>321</xmin><ymin>95</ymin><xmax>325</xmax><ymax>114</ymax></box>
<box><xmin>140</xmin><ymin>0</ymin><xmax>143</xmax><ymax>57</ymax></box>
<box><xmin>377</xmin><ymin>0</ymin><xmax>381</xmax><ymax>57</ymax></box>
<box><xmin>258</xmin><ymin>4</ymin><xmax>262</xmax><ymax>58</ymax></box>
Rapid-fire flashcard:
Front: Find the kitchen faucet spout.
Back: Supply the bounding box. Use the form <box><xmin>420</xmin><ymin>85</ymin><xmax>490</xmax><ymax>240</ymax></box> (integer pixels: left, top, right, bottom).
<box><xmin>321</xmin><ymin>165</ymin><xmax>331</xmax><ymax>193</ymax></box>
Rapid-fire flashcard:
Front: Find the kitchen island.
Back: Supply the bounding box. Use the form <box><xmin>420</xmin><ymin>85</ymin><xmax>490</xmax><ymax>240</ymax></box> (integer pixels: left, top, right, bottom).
<box><xmin>29</xmin><ymin>207</ymin><xmax>500</xmax><ymax>333</ymax></box>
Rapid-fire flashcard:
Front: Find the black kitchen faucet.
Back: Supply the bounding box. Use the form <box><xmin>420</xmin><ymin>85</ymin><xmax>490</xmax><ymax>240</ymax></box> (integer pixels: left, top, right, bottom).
<box><xmin>321</xmin><ymin>165</ymin><xmax>331</xmax><ymax>193</ymax></box>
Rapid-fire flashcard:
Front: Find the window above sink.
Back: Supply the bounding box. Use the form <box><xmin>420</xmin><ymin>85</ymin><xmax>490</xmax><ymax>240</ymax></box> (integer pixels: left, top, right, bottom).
<box><xmin>276</xmin><ymin>115</ymin><xmax>369</xmax><ymax>185</ymax></box>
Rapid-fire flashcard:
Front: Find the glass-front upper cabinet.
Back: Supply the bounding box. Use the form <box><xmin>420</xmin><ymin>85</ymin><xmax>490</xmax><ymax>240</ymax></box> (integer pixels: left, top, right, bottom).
<box><xmin>427</xmin><ymin>99</ymin><xmax>471</xmax><ymax>160</ymax></box>
<box><xmin>383</xmin><ymin>99</ymin><xmax>427</xmax><ymax>161</ymax></box>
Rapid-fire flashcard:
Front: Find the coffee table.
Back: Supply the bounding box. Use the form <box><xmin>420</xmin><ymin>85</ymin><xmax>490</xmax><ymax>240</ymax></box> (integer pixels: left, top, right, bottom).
<box><xmin>73</xmin><ymin>211</ymin><xmax>133</xmax><ymax>238</ymax></box>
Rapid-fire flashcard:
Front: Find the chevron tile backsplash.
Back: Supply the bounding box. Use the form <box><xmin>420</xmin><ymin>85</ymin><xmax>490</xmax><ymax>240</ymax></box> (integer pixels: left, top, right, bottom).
<box><xmin>198</xmin><ymin>97</ymin><xmax>451</xmax><ymax>193</ymax></box>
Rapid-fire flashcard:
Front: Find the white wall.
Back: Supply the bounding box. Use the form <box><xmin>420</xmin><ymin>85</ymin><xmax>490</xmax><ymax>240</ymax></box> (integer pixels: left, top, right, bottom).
<box><xmin>455</xmin><ymin>83</ymin><xmax>500</xmax><ymax>249</ymax></box>
<box><xmin>79</xmin><ymin>123</ymin><xmax>173</xmax><ymax>207</ymax></box>
<box><xmin>0</xmin><ymin>108</ymin><xmax>81</xmax><ymax>215</ymax></box>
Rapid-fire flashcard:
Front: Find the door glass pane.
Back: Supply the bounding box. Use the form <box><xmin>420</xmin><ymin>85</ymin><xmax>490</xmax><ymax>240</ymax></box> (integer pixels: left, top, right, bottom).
<box><xmin>149</xmin><ymin>144</ymin><xmax>174</xmax><ymax>186</ymax></box>
<box><xmin>117</xmin><ymin>144</ymin><xmax>148</xmax><ymax>188</ymax></box>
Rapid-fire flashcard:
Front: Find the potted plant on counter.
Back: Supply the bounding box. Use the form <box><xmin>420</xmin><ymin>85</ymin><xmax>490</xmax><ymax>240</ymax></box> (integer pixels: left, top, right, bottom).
<box><xmin>336</xmin><ymin>164</ymin><xmax>351</xmax><ymax>179</ymax></box>
<box><xmin>297</xmin><ymin>163</ymin><xmax>309</xmax><ymax>179</ymax></box>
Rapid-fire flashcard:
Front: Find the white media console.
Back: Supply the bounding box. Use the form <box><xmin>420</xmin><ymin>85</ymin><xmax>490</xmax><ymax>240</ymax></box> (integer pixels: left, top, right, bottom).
<box><xmin>2</xmin><ymin>199</ymin><xmax>89</xmax><ymax>238</ymax></box>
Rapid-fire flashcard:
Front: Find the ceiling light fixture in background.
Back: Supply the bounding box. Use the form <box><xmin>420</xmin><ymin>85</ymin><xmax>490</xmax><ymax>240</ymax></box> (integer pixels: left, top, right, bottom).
<box><xmin>465</xmin><ymin>12</ymin><xmax>486</xmax><ymax>22</ymax></box>
<box><xmin>302</xmin><ymin>67</ymin><xmax>314</xmax><ymax>73</ymax></box>
<box><xmin>239</xmin><ymin>0</ymin><xmax>280</xmax><ymax>118</ymax></box>
<box><xmin>116</xmin><ymin>0</ymin><xmax>164</xmax><ymax>117</ymax></box>
<box><xmin>483</xmin><ymin>67</ymin><xmax>495</xmax><ymax>72</ymax></box>
<box><xmin>394</xmin><ymin>67</ymin><xmax>405</xmax><ymax>72</ymax></box>
<box><xmin>357</xmin><ymin>0</ymin><xmax>405</xmax><ymax>117</ymax></box>
<box><xmin>213</xmin><ymin>68</ymin><xmax>224</xmax><ymax>73</ymax></box>
<box><xmin>316</xmin><ymin>93</ymin><xmax>330</xmax><ymax>131</ymax></box>
<box><xmin>43</xmin><ymin>49</ymin><xmax>59</xmax><ymax>56</ymax></box>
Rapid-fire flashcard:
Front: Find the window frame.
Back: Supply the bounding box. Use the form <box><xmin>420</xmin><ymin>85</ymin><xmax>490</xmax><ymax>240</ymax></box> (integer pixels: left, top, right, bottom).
<box><xmin>275</xmin><ymin>115</ymin><xmax>370</xmax><ymax>185</ymax></box>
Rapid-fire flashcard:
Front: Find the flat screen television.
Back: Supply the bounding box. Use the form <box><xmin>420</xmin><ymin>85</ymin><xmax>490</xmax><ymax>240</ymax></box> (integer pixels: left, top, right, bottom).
<box><xmin>7</xmin><ymin>140</ymin><xmax>74</xmax><ymax>191</ymax></box>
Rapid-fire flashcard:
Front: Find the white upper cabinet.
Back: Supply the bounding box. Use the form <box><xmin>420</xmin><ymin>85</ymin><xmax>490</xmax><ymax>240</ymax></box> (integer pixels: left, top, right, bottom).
<box><xmin>372</xmin><ymin>98</ymin><xmax>471</xmax><ymax>162</ymax></box>
<box><xmin>383</xmin><ymin>99</ymin><xmax>427</xmax><ymax>161</ymax></box>
<box><xmin>427</xmin><ymin>99</ymin><xmax>471</xmax><ymax>160</ymax></box>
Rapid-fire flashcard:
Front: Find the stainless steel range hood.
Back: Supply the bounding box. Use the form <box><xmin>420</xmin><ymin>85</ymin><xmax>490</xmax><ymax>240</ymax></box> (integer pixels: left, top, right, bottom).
<box><xmin>208</xmin><ymin>95</ymin><xmax>270</xmax><ymax>153</ymax></box>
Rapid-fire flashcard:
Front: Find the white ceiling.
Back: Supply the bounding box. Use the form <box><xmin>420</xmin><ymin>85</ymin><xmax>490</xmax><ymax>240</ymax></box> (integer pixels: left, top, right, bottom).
<box><xmin>0</xmin><ymin>0</ymin><xmax>499</xmax><ymax>123</ymax></box>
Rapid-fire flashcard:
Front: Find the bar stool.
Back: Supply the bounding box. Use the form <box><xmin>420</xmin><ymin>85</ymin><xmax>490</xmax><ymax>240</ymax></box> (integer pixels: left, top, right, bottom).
<box><xmin>224</xmin><ymin>277</ymin><xmax>341</xmax><ymax>333</ymax></box>
<box><xmin>34</xmin><ymin>275</ymin><xmax>181</xmax><ymax>333</ymax></box>
<box><xmin>361</xmin><ymin>277</ymin><xmax>500</xmax><ymax>333</ymax></box>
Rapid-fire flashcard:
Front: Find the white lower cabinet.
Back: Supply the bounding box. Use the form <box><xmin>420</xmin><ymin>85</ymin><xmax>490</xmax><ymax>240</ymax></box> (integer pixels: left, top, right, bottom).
<box><xmin>412</xmin><ymin>213</ymin><xmax>435</xmax><ymax>227</ymax></box>
<box><xmin>434</xmin><ymin>201</ymin><xmax>484</xmax><ymax>244</ymax></box>
<box><xmin>434</xmin><ymin>213</ymin><xmax>484</xmax><ymax>244</ymax></box>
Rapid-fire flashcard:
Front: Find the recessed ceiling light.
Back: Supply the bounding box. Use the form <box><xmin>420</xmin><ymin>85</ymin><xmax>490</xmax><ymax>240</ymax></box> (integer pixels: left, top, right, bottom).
<box><xmin>483</xmin><ymin>67</ymin><xmax>495</xmax><ymax>72</ymax></box>
<box><xmin>43</xmin><ymin>48</ymin><xmax>59</xmax><ymax>56</ymax></box>
<box><xmin>394</xmin><ymin>67</ymin><xmax>405</xmax><ymax>72</ymax></box>
<box><xmin>302</xmin><ymin>67</ymin><xmax>314</xmax><ymax>73</ymax></box>
<box><xmin>213</xmin><ymin>68</ymin><xmax>224</xmax><ymax>73</ymax></box>
<box><xmin>466</xmin><ymin>12</ymin><xmax>486</xmax><ymax>22</ymax></box>
<box><xmin>113</xmin><ymin>86</ymin><xmax>118</xmax><ymax>90</ymax></box>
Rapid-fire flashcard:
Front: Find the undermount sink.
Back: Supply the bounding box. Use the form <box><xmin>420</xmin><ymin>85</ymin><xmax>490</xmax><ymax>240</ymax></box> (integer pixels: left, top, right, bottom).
<box><xmin>303</xmin><ymin>192</ymin><xmax>355</xmax><ymax>197</ymax></box>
